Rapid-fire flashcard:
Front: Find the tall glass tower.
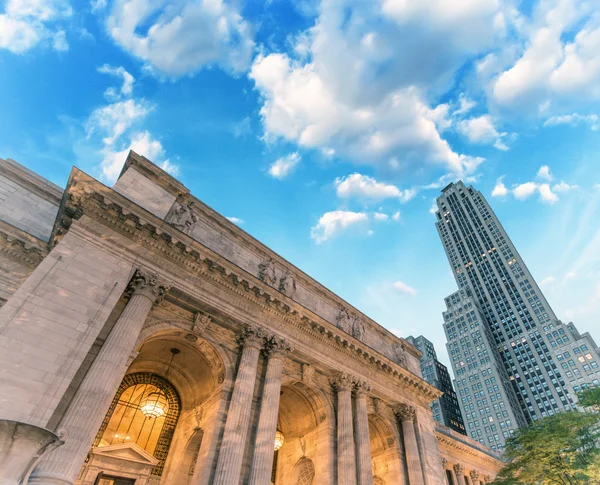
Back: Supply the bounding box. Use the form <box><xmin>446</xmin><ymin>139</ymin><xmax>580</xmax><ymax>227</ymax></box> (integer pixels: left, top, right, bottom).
<box><xmin>435</xmin><ymin>181</ymin><xmax>600</xmax><ymax>450</ymax></box>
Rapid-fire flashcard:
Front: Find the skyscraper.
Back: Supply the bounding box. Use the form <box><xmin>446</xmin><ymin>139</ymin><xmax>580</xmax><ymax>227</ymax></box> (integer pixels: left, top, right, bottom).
<box><xmin>435</xmin><ymin>181</ymin><xmax>600</xmax><ymax>450</ymax></box>
<box><xmin>406</xmin><ymin>335</ymin><xmax>466</xmax><ymax>435</ymax></box>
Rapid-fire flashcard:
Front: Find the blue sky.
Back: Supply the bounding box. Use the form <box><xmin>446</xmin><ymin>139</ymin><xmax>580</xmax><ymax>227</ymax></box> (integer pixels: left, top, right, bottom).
<box><xmin>2</xmin><ymin>0</ymin><xmax>600</xmax><ymax>368</ymax></box>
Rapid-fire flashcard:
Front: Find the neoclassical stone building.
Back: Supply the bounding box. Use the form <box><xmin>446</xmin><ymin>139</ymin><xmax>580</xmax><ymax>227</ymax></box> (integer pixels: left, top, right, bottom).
<box><xmin>0</xmin><ymin>153</ymin><xmax>503</xmax><ymax>485</ymax></box>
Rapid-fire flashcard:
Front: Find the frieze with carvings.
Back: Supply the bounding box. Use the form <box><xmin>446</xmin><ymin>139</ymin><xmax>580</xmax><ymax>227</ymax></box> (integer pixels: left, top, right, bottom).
<box><xmin>55</xmin><ymin>175</ymin><xmax>441</xmax><ymax>402</ymax></box>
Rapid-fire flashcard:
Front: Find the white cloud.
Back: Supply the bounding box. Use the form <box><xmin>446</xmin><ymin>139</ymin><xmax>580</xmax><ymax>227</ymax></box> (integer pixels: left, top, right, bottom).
<box><xmin>513</xmin><ymin>182</ymin><xmax>538</xmax><ymax>200</ymax></box>
<box><xmin>84</xmin><ymin>65</ymin><xmax>178</xmax><ymax>183</ymax></box>
<box><xmin>454</xmin><ymin>93</ymin><xmax>477</xmax><ymax>116</ymax></box>
<box><xmin>310</xmin><ymin>210</ymin><xmax>368</xmax><ymax>243</ymax></box>
<box><xmin>553</xmin><ymin>181</ymin><xmax>578</xmax><ymax>192</ymax></box>
<box><xmin>105</xmin><ymin>0</ymin><xmax>254</xmax><ymax>76</ymax></box>
<box><xmin>373</xmin><ymin>212</ymin><xmax>389</xmax><ymax>221</ymax></box>
<box><xmin>537</xmin><ymin>165</ymin><xmax>553</xmax><ymax>181</ymax></box>
<box><xmin>538</xmin><ymin>183</ymin><xmax>558</xmax><ymax>204</ymax></box>
<box><xmin>98</xmin><ymin>64</ymin><xmax>135</xmax><ymax>99</ymax></box>
<box><xmin>392</xmin><ymin>211</ymin><xmax>401</xmax><ymax>221</ymax></box>
<box><xmin>544</xmin><ymin>113</ymin><xmax>599</xmax><ymax>130</ymax></box>
<box><xmin>334</xmin><ymin>173</ymin><xmax>414</xmax><ymax>202</ymax></box>
<box><xmin>491</xmin><ymin>1</ymin><xmax>600</xmax><ymax>111</ymax></box>
<box><xmin>100</xmin><ymin>131</ymin><xmax>176</xmax><ymax>182</ymax></box>
<box><xmin>541</xmin><ymin>276</ymin><xmax>556</xmax><ymax>286</ymax></box>
<box><xmin>457</xmin><ymin>114</ymin><xmax>508</xmax><ymax>151</ymax></box>
<box><xmin>86</xmin><ymin>99</ymin><xmax>151</xmax><ymax>146</ymax></box>
<box><xmin>392</xmin><ymin>280</ymin><xmax>417</xmax><ymax>296</ymax></box>
<box><xmin>226</xmin><ymin>216</ymin><xmax>244</xmax><ymax>225</ymax></box>
<box><xmin>268</xmin><ymin>152</ymin><xmax>301</xmax><ymax>179</ymax></box>
<box><xmin>0</xmin><ymin>0</ymin><xmax>71</xmax><ymax>53</ymax></box>
<box><xmin>249</xmin><ymin>0</ymin><xmax>500</xmax><ymax>176</ymax></box>
<box><xmin>491</xmin><ymin>177</ymin><xmax>508</xmax><ymax>197</ymax></box>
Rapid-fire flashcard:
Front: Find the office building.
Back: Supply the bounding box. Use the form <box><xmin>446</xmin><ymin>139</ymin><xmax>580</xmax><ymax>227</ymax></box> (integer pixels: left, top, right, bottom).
<box><xmin>407</xmin><ymin>335</ymin><xmax>467</xmax><ymax>435</ymax></box>
<box><xmin>435</xmin><ymin>181</ymin><xmax>600</xmax><ymax>450</ymax></box>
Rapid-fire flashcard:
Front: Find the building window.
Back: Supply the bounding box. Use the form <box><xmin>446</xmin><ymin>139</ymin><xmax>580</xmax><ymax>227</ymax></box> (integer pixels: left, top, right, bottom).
<box><xmin>94</xmin><ymin>373</ymin><xmax>181</xmax><ymax>476</ymax></box>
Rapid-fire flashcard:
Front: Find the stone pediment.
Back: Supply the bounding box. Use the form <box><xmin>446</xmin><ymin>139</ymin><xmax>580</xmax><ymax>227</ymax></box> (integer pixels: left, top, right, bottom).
<box><xmin>91</xmin><ymin>443</ymin><xmax>159</xmax><ymax>466</ymax></box>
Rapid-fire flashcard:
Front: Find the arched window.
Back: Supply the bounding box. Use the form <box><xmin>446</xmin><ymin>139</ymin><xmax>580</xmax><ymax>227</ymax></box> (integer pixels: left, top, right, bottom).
<box><xmin>292</xmin><ymin>457</ymin><xmax>315</xmax><ymax>485</ymax></box>
<box><xmin>93</xmin><ymin>373</ymin><xmax>180</xmax><ymax>476</ymax></box>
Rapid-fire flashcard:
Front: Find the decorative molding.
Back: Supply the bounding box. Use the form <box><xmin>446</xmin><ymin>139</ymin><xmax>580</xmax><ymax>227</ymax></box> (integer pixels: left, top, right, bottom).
<box><xmin>264</xmin><ymin>334</ymin><xmax>293</xmax><ymax>359</ymax></box>
<box><xmin>394</xmin><ymin>403</ymin><xmax>416</xmax><ymax>422</ymax></box>
<box><xmin>301</xmin><ymin>363</ymin><xmax>315</xmax><ymax>383</ymax></box>
<box><xmin>330</xmin><ymin>372</ymin><xmax>355</xmax><ymax>392</ymax></box>
<box><xmin>0</xmin><ymin>226</ymin><xmax>47</xmax><ymax>266</ymax></box>
<box><xmin>354</xmin><ymin>380</ymin><xmax>372</xmax><ymax>397</ymax></box>
<box><xmin>454</xmin><ymin>464</ymin><xmax>464</xmax><ymax>475</ymax></box>
<box><xmin>126</xmin><ymin>268</ymin><xmax>170</xmax><ymax>307</ymax></box>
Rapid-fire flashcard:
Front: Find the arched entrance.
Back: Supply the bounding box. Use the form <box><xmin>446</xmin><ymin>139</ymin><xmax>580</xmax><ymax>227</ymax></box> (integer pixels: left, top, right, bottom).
<box><xmin>271</xmin><ymin>381</ymin><xmax>333</xmax><ymax>485</ymax></box>
<box><xmin>369</xmin><ymin>413</ymin><xmax>406</xmax><ymax>485</ymax></box>
<box><xmin>76</xmin><ymin>328</ymin><xmax>228</xmax><ymax>485</ymax></box>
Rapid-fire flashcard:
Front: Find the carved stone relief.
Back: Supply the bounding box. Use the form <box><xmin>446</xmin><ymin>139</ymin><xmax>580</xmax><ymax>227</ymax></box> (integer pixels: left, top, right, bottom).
<box><xmin>166</xmin><ymin>202</ymin><xmax>198</xmax><ymax>235</ymax></box>
<box><xmin>279</xmin><ymin>270</ymin><xmax>296</xmax><ymax>297</ymax></box>
<box><xmin>258</xmin><ymin>258</ymin><xmax>278</xmax><ymax>287</ymax></box>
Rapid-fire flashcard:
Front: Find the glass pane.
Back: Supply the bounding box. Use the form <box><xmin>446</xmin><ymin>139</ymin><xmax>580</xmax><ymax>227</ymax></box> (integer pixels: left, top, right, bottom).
<box><xmin>100</xmin><ymin>383</ymin><xmax>167</xmax><ymax>455</ymax></box>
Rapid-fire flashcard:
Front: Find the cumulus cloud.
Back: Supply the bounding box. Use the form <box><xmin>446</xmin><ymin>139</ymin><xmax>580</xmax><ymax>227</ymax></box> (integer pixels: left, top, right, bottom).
<box><xmin>537</xmin><ymin>165</ymin><xmax>553</xmax><ymax>181</ymax></box>
<box><xmin>491</xmin><ymin>1</ymin><xmax>600</xmax><ymax>111</ymax></box>
<box><xmin>457</xmin><ymin>115</ymin><xmax>508</xmax><ymax>150</ymax></box>
<box><xmin>334</xmin><ymin>173</ymin><xmax>414</xmax><ymax>202</ymax></box>
<box><xmin>544</xmin><ymin>113</ymin><xmax>599</xmax><ymax>130</ymax></box>
<box><xmin>392</xmin><ymin>280</ymin><xmax>417</xmax><ymax>296</ymax></box>
<box><xmin>249</xmin><ymin>0</ymin><xmax>502</xmax><ymax>176</ymax></box>
<box><xmin>310</xmin><ymin>208</ymin><xmax>397</xmax><ymax>243</ymax></box>
<box><xmin>98</xmin><ymin>64</ymin><xmax>135</xmax><ymax>99</ymax></box>
<box><xmin>268</xmin><ymin>152</ymin><xmax>301</xmax><ymax>179</ymax></box>
<box><xmin>310</xmin><ymin>210</ymin><xmax>369</xmax><ymax>243</ymax></box>
<box><xmin>0</xmin><ymin>0</ymin><xmax>72</xmax><ymax>53</ymax></box>
<box><xmin>104</xmin><ymin>0</ymin><xmax>254</xmax><ymax>76</ymax></box>
<box><xmin>491</xmin><ymin>177</ymin><xmax>509</xmax><ymax>197</ymax></box>
<box><xmin>85</xmin><ymin>65</ymin><xmax>178</xmax><ymax>183</ymax></box>
<box><xmin>494</xmin><ymin>166</ymin><xmax>578</xmax><ymax>204</ymax></box>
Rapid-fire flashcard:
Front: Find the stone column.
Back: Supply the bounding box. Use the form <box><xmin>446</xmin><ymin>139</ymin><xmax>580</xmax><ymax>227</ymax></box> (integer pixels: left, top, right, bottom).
<box><xmin>454</xmin><ymin>464</ymin><xmax>467</xmax><ymax>485</ymax></box>
<box><xmin>31</xmin><ymin>269</ymin><xmax>169</xmax><ymax>485</ymax></box>
<box><xmin>248</xmin><ymin>336</ymin><xmax>292</xmax><ymax>485</ymax></box>
<box><xmin>331</xmin><ymin>373</ymin><xmax>357</xmax><ymax>485</ymax></box>
<box><xmin>449</xmin><ymin>463</ymin><xmax>459</xmax><ymax>485</ymax></box>
<box><xmin>470</xmin><ymin>470</ymin><xmax>481</xmax><ymax>485</ymax></box>
<box><xmin>212</xmin><ymin>325</ymin><xmax>265</xmax><ymax>485</ymax></box>
<box><xmin>354</xmin><ymin>381</ymin><xmax>373</xmax><ymax>485</ymax></box>
<box><xmin>395</xmin><ymin>404</ymin><xmax>425</xmax><ymax>485</ymax></box>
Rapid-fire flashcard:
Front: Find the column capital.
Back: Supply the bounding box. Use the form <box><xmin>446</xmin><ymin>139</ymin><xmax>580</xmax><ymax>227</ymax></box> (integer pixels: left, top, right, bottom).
<box><xmin>264</xmin><ymin>335</ymin><xmax>293</xmax><ymax>359</ymax></box>
<box><xmin>126</xmin><ymin>268</ymin><xmax>170</xmax><ymax>306</ymax></box>
<box><xmin>484</xmin><ymin>475</ymin><xmax>492</xmax><ymax>484</ymax></box>
<box><xmin>330</xmin><ymin>372</ymin><xmax>355</xmax><ymax>392</ymax></box>
<box><xmin>454</xmin><ymin>464</ymin><xmax>465</xmax><ymax>475</ymax></box>
<box><xmin>236</xmin><ymin>324</ymin><xmax>266</xmax><ymax>350</ymax></box>
<box><xmin>394</xmin><ymin>402</ymin><xmax>417</xmax><ymax>422</ymax></box>
<box><xmin>441</xmin><ymin>457</ymin><xmax>448</xmax><ymax>469</ymax></box>
<box><xmin>354</xmin><ymin>380</ymin><xmax>372</xmax><ymax>397</ymax></box>
<box><xmin>470</xmin><ymin>470</ymin><xmax>480</xmax><ymax>481</ymax></box>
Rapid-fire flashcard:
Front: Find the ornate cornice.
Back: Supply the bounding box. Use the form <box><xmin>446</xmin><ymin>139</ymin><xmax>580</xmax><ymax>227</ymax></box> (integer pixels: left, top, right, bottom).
<box><xmin>52</xmin><ymin>169</ymin><xmax>442</xmax><ymax>403</ymax></box>
<box><xmin>436</xmin><ymin>427</ymin><xmax>503</xmax><ymax>468</ymax></box>
<box><xmin>0</xmin><ymin>220</ymin><xmax>47</xmax><ymax>266</ymax></box>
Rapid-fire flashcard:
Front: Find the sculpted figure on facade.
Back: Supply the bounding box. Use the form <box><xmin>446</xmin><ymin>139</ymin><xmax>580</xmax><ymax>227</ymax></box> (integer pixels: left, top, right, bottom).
<box><xmin>336</xmin><ymin>306</ymin><xmax>355</xmax><ymax>334</ymax></box>
<box><xmin>301</xmin><ymin>363</ymin><xmax>315</xmax><ymax>383</ymax></box>
<box><xmin>258</xmin><ymin>257</ymin><xmax>278</xmax><ymax>287</ymax></box>
<box><xmin>279</xmin><ymin>270</ymin><xmax>297</xmax><ymax>297</ymax></box>
<box><xmin>352</xmin><ymin>317</ymin><xmax>365</xmax><ymax>341</ymax></box>
<box><xmin>394</xmin><ymin>343</ymin><xmax>407</xmax><ymax>367</ymax></box>
<box><xmin>167</xmin><ymin>201</ymin><xmax>198</xmax><ymax>235</ymax></box>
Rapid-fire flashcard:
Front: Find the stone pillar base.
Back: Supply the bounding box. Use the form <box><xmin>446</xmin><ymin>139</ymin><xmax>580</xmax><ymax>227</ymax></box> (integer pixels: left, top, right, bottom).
<box><xmin>0</xmin><ymin>420</ymin><xmax>63</xmax><ymax>485</ymax></box>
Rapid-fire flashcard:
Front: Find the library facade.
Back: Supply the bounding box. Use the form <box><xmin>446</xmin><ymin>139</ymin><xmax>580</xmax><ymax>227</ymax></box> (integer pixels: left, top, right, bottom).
<box><xmin>0</xmin><ymin>153</ymin><xmax>502</xmax><ymax>485</ymax></box>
